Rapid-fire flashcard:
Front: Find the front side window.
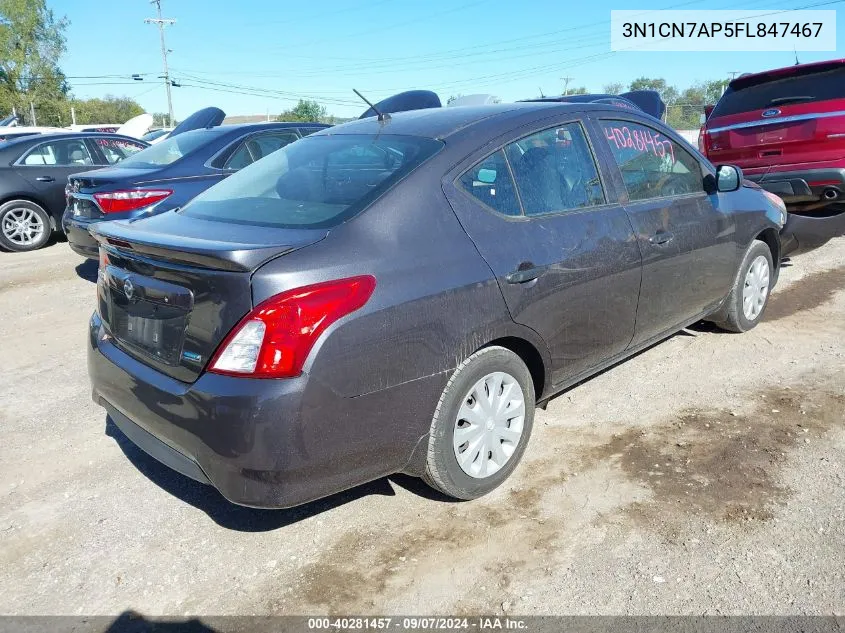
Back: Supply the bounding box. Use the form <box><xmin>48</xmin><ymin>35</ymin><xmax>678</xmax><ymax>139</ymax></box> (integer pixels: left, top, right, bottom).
<box><xmin>22</xmin><ymin>139</ymin><xmax>94</xmax><ymax>166</ymax></box>
<box><xmin>601</xmin><ymin>120</ymin><xmax>703</xmax><ymax>202</ymax></box>
<box><xmin>505</xmin><ymin>123</ymin><xmax>604</xmax><ymax>216</ymax></box>
<box><xmin>458</xmin><ymin>150</ymin><xmax>521</xmax><ymax>217</ymax></box>
<box><xmin>180</xmin><ymin>134</ymin><xmax>442</xmax><ymax>229</ymax></box>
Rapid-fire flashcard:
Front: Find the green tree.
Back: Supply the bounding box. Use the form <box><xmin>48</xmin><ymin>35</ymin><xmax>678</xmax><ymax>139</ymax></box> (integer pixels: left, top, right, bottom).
<box><xmin>279</xmin><ymin>99</ymin><xmax>327</xmax><ymax>122</ymax></box>
<box><xmin>603</xmin><ymin>82</ymin><xmax>625</xmax><ymax>95</ymax></box>
<box><xmin>0</xmin><ymin>0</ymin><xmax>69</xmax><ymax>125</ymax></box>
<box><xmin>566</xmin><ymin>86</ymin><xmax>588</xmax><ymax>95</ymax></box>
<box><xmin>71</xmin><ymin>96</ymin><xmax>143</xmax><ymax>124</ymax></box>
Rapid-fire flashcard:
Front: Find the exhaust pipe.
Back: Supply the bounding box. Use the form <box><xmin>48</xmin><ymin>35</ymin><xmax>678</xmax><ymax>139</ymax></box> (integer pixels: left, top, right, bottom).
<box><xmin>822</xmin><ymin>187</ymin><xmax>840</xmax><ymax>200</ymax></box>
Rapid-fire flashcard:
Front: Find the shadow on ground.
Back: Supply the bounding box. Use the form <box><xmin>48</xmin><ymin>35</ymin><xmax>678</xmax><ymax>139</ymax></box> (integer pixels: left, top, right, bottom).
<box><xmin>105</xmin><ymin>417</ymin><xmax>455</xmax><ymax>532</ymax></box>
<box><xmin>76</xmin><ymin>258</ymin><xmax>98</xmax><ymax>282</ymax></box>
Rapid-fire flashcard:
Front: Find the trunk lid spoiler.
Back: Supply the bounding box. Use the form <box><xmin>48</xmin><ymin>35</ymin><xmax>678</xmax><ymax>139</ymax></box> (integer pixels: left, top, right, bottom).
<box><xmin>90</xmin><ymin>211</ymin><xmax>329</xmax><ymax>272</ymax></box>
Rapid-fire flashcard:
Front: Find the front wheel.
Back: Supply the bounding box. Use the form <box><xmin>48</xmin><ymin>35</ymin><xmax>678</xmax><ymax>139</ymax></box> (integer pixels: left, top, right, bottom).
<box><xmin>710</xmin><ymin>239</ymin><xmax>774</xmax><ymax>333</ymax></box>
<box><xmin>0</xmin><ymin>200</ymin><xmax>52</xmax><ymax>252</ymax></box>
<box><xmin>423</xmin><ymin>346</ymin><xmax>535</xmax><ymax>500</ymax></box>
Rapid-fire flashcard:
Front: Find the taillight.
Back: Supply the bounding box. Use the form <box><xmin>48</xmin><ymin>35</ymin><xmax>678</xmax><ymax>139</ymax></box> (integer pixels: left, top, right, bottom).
<box><xmin>209</xmin><ymin>275</ymin><xmax>377</xmax><ymax>379</ymax></box>
<box><xmin>93</xmin><ymin>189</ymin><xmax>173</xmax><ymax>214</ymax></box>
<box><xmin>698</xmin><ymin>126</ymin><xmax>707</xmax><ymax>154</ymax></box>
<box><xmin>98</xmin><ymin>246</ymin><xmax>109</xmax><ymax>271</ymax></box>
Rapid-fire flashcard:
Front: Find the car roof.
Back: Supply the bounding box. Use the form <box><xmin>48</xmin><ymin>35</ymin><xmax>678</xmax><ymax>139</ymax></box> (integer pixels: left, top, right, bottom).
<box><xmin>218</xmin><ymin>121</ymin><xmax>331</xmax><ymax>133</ymax></box>
<box><xmin>316</xmin><ymin>102</ymin><xmax>597</xmax><ymax>140</ymax></box>
<box><xmin>0</xmin><ymin>132</ymin><xmax>149</xmax><ymax>161</ymax></box>
<box><xmin>0</xmin><ymin>131</ymin><xmax>146</xmax><ymax>149</ymax></box>
<box><xmin>729</xmin><ymin>58</ymin><xmax>845</xmax><ymax>89</ymax></box>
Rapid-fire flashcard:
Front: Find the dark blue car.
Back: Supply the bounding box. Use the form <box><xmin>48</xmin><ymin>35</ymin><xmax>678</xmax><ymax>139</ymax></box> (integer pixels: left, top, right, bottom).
<box><xmin>63</xmin><ymin>119</ymin><xmax>329</xmax><ymax>257</ymax></box>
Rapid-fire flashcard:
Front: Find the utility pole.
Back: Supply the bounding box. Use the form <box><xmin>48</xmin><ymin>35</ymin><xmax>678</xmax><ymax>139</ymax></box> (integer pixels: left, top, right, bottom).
<box><xmin>560</xmin><ymin>77</ymin><xmax>573</xmax><ymax>96</ymax></box>
<box><xmin>727</xmin><ymin>71</ymin><xmax>742</xmax><ymax>80</ymax></box>
<box><xmin>145</xmin><ymin>0</ymin><xmax>176</xmax><ymax>127</ymax></box>
<box><xmin>29</xmin><ymin>101</ymin><xmax>36</xmax><ymax>126</ymax></box>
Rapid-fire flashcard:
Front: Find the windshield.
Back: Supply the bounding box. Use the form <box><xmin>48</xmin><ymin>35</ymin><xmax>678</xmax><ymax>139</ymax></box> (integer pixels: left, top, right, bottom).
<box><xmin>712</xmin><ymin>67</ymin><xmax>845</xmax><ymax>118</ymax></box>
<box><xmin>179</xmin><ymin>134</ymin><xmax>443</xmax><ymax>229</ymax></box>
<box><xmin>118</xmin><ymin>129</ymin><xmax>214</xmax><ymax>169</ymax></box>
<box><xmin>141</xmin><ymin>129</ymin><xmax>169</xmax><ymax>142</ymax></box>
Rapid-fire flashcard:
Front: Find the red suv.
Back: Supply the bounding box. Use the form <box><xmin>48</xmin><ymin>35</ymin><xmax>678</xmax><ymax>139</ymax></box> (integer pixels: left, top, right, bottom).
<box><xmin>702</xmin><ymin>58</ymin><xmax>845</xmax><ymax>253</ymax></box>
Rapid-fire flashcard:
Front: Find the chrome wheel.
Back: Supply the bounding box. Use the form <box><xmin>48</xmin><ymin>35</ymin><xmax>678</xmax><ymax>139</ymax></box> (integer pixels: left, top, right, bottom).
<box><xmin>742</xmin><ymin>255</ymin><xmax>770</xmax><ymax>321</ymax></box>
<box><xmin>453</xmin><ymin>371</ymin><xmax>525</xmax><ymax>479</ymax></box>
<box><xmin>2</xmin><ymin>207</ymin><xmax>45</xmax><ymax>247</ymax></box>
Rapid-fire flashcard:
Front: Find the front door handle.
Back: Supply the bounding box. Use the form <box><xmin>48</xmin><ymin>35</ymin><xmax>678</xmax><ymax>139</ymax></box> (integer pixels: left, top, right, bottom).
<box><xmin>35</xmin><ymin>176</ymin><xmax>55</xmax><ymax>182</ymax></box>
<box><xmin>649</xmin><ymin>230</ymin><xmax>674</xmax><ymax>245</ymax></box>
<box><xmin>505</xmin><ymin>265</ymin><xmax>547</xmax><ymax>284</ymax></box>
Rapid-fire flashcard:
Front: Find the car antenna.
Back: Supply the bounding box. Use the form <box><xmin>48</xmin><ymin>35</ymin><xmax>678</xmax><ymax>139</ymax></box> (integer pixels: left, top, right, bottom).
<box><xmin>353</xmin><ymin>89</ymin><xmax>390</xmax><ymax>122</ymax></box>
<box><xmin>538</xmin><ymin>87</ymin><xmax>545</xmax><ymax>98</ymax></box>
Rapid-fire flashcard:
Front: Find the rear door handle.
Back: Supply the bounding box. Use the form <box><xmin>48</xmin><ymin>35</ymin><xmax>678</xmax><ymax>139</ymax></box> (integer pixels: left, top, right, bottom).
<box><xmin>649</xmin><ymin>231</ymin><xmax>674</xmax><ymax>245</ymax></box>
<box><xmin>505</xmin><ymin>265</ymin><xmax>547</xmax><ymax>284</ymax></box>
<box><xmin>35</xmin><ymin>176</ymin><xmax>55</xmax><ymax>182</ymax></box>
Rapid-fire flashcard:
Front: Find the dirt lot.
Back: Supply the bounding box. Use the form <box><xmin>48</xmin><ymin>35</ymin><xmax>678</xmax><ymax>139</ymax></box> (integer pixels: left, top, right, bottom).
<box><xmin>1</xmin><ymin>237</ymin><xmax>843</xmax><ymax>617</ymax></box>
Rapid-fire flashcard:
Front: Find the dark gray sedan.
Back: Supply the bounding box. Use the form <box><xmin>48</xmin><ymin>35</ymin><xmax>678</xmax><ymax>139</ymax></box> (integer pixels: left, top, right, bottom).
<box><xmin>88</xmin><ymin>102</ymin><xmax>784</xmax><ymax>508</ymax></box>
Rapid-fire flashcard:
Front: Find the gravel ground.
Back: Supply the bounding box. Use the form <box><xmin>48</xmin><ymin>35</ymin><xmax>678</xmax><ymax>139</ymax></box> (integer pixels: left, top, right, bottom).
<box><xmin>0</xmin><ymin>236</ymin><xmax>843</xmax><ymax>617</ymax></box>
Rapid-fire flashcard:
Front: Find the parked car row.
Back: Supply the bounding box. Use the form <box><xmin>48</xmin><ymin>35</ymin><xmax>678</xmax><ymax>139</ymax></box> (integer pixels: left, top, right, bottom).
<box><xmin>0</xmin><ymin>107</ymin><xmax>328</xmax><ymax>252</ymax></box>
<box><xmin>4</xmin><ymin>72</ymin><xmax>842</xmax><ymax>511</ymax></box>
<box><xmin>0</xmin><ymin>133</ymin><xmax>148</xmax><ymax>251</ymax></box>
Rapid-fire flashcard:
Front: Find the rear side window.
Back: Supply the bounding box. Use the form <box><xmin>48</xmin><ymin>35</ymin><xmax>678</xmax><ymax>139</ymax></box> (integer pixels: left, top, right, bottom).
<box><xmin>712</xmin><ymin>67</ymin><xmax>845</xmax><ymax>118</ymax></box>
<box><xmin>21</xmin><ymin>139</ymin><xmax>94</xmax><ymax>166</ymax></box>
<box><xmin>119</xmin><ymin>129</ymin><xmax>213</xmax><ymax>169</ymax></box>
<box><xmin>95</xmin><ymin>137</ymin><xmax>147</xmax><ymax>164</ymax></box>
<box><xmin>602</xmin><ymin>120</ymin><xmax>703</xmax><ymax>202</ymax></box>
<box><xmin>458</xmin><ymin>150</ymin><xmax>520</xmax><ymax>216</ymax></box>
<box><xmin>504</xmin><ymin>123</ymin><xmax>604</xmax><ymax>216</ymax></box>
<box><xmin>224</xmin><ymin>131</ymin><xmax>300</xmax><ymax>170</ymax></box>
<box><xmin>180</xmin><ymin>134</ymin><xmax>443</xmax><ymax>229</ymax></box>
<box><xmin>298</xmin><ymin>127</ymin><xmax>324</xmax><ymax>137</ymax></box>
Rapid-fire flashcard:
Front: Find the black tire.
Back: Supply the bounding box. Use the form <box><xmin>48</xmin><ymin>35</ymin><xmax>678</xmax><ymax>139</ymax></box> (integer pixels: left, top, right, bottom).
<box><xmin>423</xmin><ymin>346</ymin><xmax>535</xmax><ymax>500</ymax></box>
<box><xmin>710</xmin><ymin>239</ymin><xmax>774</xmax><ymax>333</ymax></box>
<box><xmin>0</xmin><ymin>199</ymin><xmax>52</xmax><ymax>252</ymax></box>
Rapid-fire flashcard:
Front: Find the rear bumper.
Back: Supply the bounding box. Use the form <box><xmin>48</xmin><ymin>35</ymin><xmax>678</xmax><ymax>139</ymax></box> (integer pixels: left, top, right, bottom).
<box><xmin>745</xmin><ymin>167</ymin><xmax>845</xmax><ymax>204</ymax></box>
<box><xmin>780</xmin><ymin>207</ymin><xmax>845</xmax><ymax>256</ymax></box>
<box><xmin>88</xmin><ymin>312</ymin><xmax>445</xmax><ymax>508</ymax></box>
<box><xmin>62</xmin><ymin>207</ymin><xmax>152</xmax><ymax>259</ymax></box>
<box><xmin>62</xmin><ymin>211</ymin><xmax>99</xmax><ymax>258</ymax></box>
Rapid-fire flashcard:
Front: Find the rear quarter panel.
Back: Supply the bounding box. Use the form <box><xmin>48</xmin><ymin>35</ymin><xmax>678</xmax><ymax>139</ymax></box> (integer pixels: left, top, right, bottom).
<box><xmin>248</xmin><ymin>154</ymin><xmax>552</xmax><ymax>479</ymax></box>
<box><xmin>251</xmin><ymin>155</ymin><xmax>551</xmax><ymax>398</ymax></box>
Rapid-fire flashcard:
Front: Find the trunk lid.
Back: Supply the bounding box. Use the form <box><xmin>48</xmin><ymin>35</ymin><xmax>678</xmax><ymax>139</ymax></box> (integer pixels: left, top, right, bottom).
<box><xmin>91</xmin><ymin>212</ymin><xmax>328</xmax><ymax>382</ymax></box>
<box><xmin>704</xmin><ymin>61</ymin><xmax>845</xmax><ymax>169</ymax></box>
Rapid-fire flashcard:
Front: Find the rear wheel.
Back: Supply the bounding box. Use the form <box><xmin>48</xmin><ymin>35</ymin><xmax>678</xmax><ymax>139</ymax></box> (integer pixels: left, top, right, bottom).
<box><xmin>423</xmin><ymin>346</ymin><xmax>535</xmax><ymax>500</ymax></box>
<box><xmin>0</xmin><ymin>200</ymin><xmax>52</xmax><ymax>252</ymax></box>
<box><xmin>710</xmin><ymin>240</ymin><xmax>774</xmax><ymax>333</ymax></box>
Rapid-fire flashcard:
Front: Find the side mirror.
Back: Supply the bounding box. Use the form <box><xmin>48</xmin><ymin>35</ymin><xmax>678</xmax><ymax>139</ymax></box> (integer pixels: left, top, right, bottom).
<box><xmin>716</xmin><ymin>165</ymin><xmax>742</xmax><ymax>192</ymax></box>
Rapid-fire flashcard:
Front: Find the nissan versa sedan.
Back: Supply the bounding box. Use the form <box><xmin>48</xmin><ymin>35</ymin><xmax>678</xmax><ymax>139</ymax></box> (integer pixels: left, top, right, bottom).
<box><xmin>88</xmin><ymin>102</ymin><xmax>786</xmax><ymax>509</ymax></box>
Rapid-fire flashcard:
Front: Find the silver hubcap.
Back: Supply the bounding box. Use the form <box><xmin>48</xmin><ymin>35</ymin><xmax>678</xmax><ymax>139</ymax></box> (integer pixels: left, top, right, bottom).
<box><xmin>453</xmin><ymin>371</ymin><xmax>525</xmax><ymax>479</ymax></box>
<box><xmin>742</xmin><ymin>255</ymin><xmax>770</xmax><ymax>321</ymax></box>
<box><xmin>2</xmin><ymin>208</ymin><xmax>44</xmax><ymax>246</ymax></box>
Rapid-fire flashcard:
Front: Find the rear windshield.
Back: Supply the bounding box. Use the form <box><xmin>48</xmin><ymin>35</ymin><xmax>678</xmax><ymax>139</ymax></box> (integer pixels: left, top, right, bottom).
<box><xmin>118</xmin><ymin>129</ymin><xmax>214</xmax><ymax>169</ymax></box>
<box><xmin>712</xmin><ymin>67</ymin><xmax>845</xmax><ymax>118</ymax></box>
<box><xmin>179</xmin><ymin>134</ymin><xmax>443</xmax><ymax>229</ymax></box>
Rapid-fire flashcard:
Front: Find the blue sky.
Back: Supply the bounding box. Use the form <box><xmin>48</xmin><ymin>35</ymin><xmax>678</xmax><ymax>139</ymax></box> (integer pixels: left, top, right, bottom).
<box><xmin>53</xmin><ymin>0</ymin><xmax>844</xmax><ymax>120</ymax></box>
